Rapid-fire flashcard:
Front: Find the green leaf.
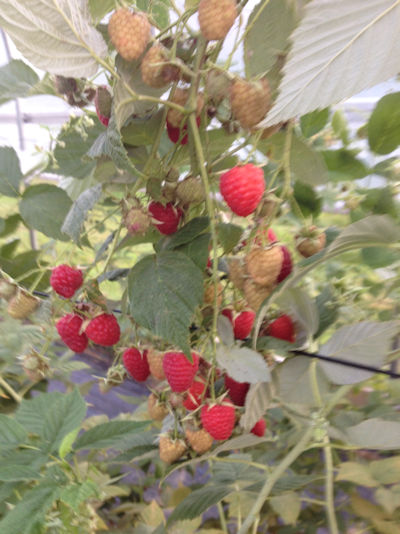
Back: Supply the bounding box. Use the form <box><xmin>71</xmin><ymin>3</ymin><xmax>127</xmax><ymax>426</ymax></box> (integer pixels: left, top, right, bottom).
<box><xmin>41</xmin><ymin>389</ymin><xmax>86</xmax><ymax>452</ymax></box>
<box><xmin>74</xmin><ymin>420</ymin><xmax>151</xmax><ymax>451</ymax></box>
<box><xmin>0</xmin><ymin>1</ymin><xmax>107</xmax><ymax>77</ymax></box>
<box><xmin>0</xmin><ymin>146</ymin><xmax>23</xmax><ymax>197</ymax></box>
<box><xmin>345</xmin><ymin>419</ymin><xmax>400</xmax><ymax>450</ymax></box>
<box><xmin>216</xmin><ymin>345</ymin><xmax>271</xmax><ymax>384</ymax></box>
<box><xmin>361</xmin><ymin>187</ymin><xmax>397</xmax><ymax>217</ymax></box>
<box><xmin>319</xmin><ymin>320</ymin><xmax>399</xmax><ymax>385</ymax></box>
<box><xmin>336</xmin><ymin>462</ymin><xmax>379</xmax><ymax>488</ymax></box>
<box><xmin>240</xmin><ymin>382</ymin><xmax>272</xmax><ymax>432</ymax></box>
<box><xmin>167</xmin><ymin>485</ymin><xmax>233</xmax><ymax>525</ymax></box>
<box><xmin>261</xmin><ymin>1</ymin><xmax>400</xmax><ymax>126</ymax></box>
<box><xmin>0</xmin><ymin>415</ymin><xmax>27</xmax><ymax>449</ymax></box>
<box><xmin>114</xmin><ymin>56</ymin><xmax>165</xmax><ymax>129</ymax></box>
<box><xmin>163</xmin><ymin>217</ymin><xmax>210</xmax><ymax>249</ymax></box>
<box><xmin>122</xmin><ymin>110</ymin><xmax>165</xmax><ymax>146</ymax></box>
<box><xmin>61</xmin><ymin>184</ymin><xmax>102</xmax><ymax>243</ymax></box>
<box><xmin>315</xmin><ymin>287</ymin><xmax>339</xmax><ymax>337</ymax></box>
<box><xmin>361</xmin><ymin>246</ymin><xmax>399</xmax><ymax>269</ymax></box>
<box><xmin>0</xmin><ymin>481</ymin><xmax>60</xmax><ymax>534</ymax></box>
<box><xmin>292</xmin><ymin>181</ymin><xmax>322</xmax><ymax>218</ymax></box>
<box><xmin>375</xmin><ymin>486</ymin><xmax>400</xmax><ymax>516</ymax></box>
<box><xmin>59</xmin><ymin>428</ymin><xmax>80</xmax><ymax>460</ymax></box>
<box><xmin>217</xmin><ymin>223</ymin><xmax>243</xmax><ymax>254</ymax></box>
<box><xmin>0</xmin><ymin>60</ymin><xmax>39</xmax><ymax>106</ymax></box>
<box><xmin>265</xmin><ymin>132</ymin><xmax>329</xmax><ymax>185</ymax></box>
<box><xmin>128</xmin><ymin>251</ymin><xmax>204</xmax><ymax>354</ymax></box>
<box><xmin>277</xmin><ymin>357</ymin><xmax>330</xmax><ymax>406</ymax></box>
<box><xmin>0</xmin><ymin>465</ymin><xmax>40</xmax><ymax>482</ymax></box>
<box><xmin>89</xmin><ymin>0</ymin><xmax>115</xmax><ymax>23</ymax></box>
<box><xmin>368</xmin><ymin>92</ymin><xmax>400</xmax><ymax>154</ymax></box>
<box><xmin>331</xmin><ymin>109</ymin><xmax>350</xmax><ymax>145</ymax></box>
<box><xmin>59</xmin><ymin>481</ymin><xmax>98</xmax><ymax>512</ymax></box>
<box><xmin>369</xmin><ymin>457</ymin><xmax>400</xmax><ymax>485</ymax></box>
<box><xmin>244</xmin><ymin>0</ymin><xmax>298</xmax><ymax>78</ymax></box>
<box><xmin>177</xmin><ymin>233</ymin><xmax>211</xmax><ymax>271</ymax></box>
<box><xmin>270</xmin><ymin>492</ymin><xmax>301</xmax><ymax>525</ymax></box>
<box><xmin>20</xmin><ymin>184</ymin><xmax>72</xmax><ymax>241</ymax></box>
<box><xmin>0</xmin><ymin>213</ymin><xmax>21</xmax><ymax>237</ymax></box>
<box><xmin>137</xmin><ymin>0</ymin><xmax>170</xmax><ymax>29</ymax></box>
<box><xmin>300</xmin><ymin>108</ymin><xmax>330</xmax><ymax>137</ymax></box>
<box><xmin>321</xmin><ymin>149</ymin><xmax>369</xmax><ymax>181</ymax></box>
<box><xmin>50</xmin><ymin>115</ymin><xmax>105</xmax><ymax>179</ymax></box>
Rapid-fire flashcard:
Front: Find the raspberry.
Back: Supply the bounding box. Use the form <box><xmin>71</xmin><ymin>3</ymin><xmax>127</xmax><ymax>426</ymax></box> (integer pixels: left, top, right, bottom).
<box><xmin>54</xmin><ymin>75</ymin><xmax>77</xmax><ymax>95</ymax></box>
<box><xmin>230</xmin><ymin>78</ymin><xmax>271</xmax><ymax>129</ymax></box>
<box><xmin>85</xmin><ymin>313</ymin><xmax>120</xmax><ymax>347</ymax></box>
<box><xmin>233</xmin><ymin>310</ymin><xmax>255</xmax><ymax>339</ymax></box>
<box><xmin>198</xmin><ymin>0</ymin><xmax>238</xmax><ymax>41</ymax></box>
<box><xmin>221</xmin><ymin>308</ymin><xmax>234</xmax><ymax>323</ymax></box>
<box><xmin>267</xmin><ymin>228</ymin><xmax>278</xmax><ymax>243</ymax></box>
<box><xmin>166</xmin><ymin>88</ymin><xmax>204</xmax><ymax>128</ymax></box>
<box><xmin>201</xmin><ymin>398</ymin><xmax>236</xmax><ymax>440</ymax></box>
<box><xmin>227</xmin><ymin>256</ymin><xmax>246</xmax><ymax>291</ymax></box>
<box><xmin>203</xmin><ymin>281</ymin><xmax>223</xmax><ymax>307</ymax></box>
<box><xmin>185</xmin><ymin>428</ymin><xmax>213</xmax><ymax>454</ymax></box>
<box><xmin>148</xmin><ymin>201</ymin><xmax>183</xmax><ymax>235</ymax></box>
<box><xmin>296</xmin><ymin>226</ymin><xmax>326</xmax><ymax>258</ymax></box>
<box><xmin>245</xmin><ymin>245</ymin><xmax>283</xmax><ymax>287</ymax></box>
<box><xmin>50</xmin><ymin>265</ymin><xmax>83</xmax><ymax>298</ymax></box>
<box><xmin>7</xmin><ymin>289</ymin><xmax>40</xmax><ymax>320</ymax></box>
<box><xmin>148</xmin><ymin>393</ymin><xmax>168</xmax><ymax>421</ymax></box>
<box><xmin>94</xmin><ymin>86</ymin><xmax>112</xmax><ymax>127</ymax></box>
<box><xmin>224</xmin><ymin>375</ymin><xmax>249</xmax><ymax>406</ymax></box>
<box><xmin>141</xmin><ymin>44</ymin><xmax>177</xmax><ymax>88</ymax></box>
<box><xmin>220</xmin><ymin>164</ymin><xmax>265</xmax><ymax>216</ymax></box>
<box><xmin>243</xmin><ymin>278</ymin><xmax>273</xmax><ymax>312</ymax></box>
<box><xmin>163</xmin><ymin>351</ymin><xmax>199</xmax><ymax>392</ymax></box>
<box><xmin>122</xmin><ymin>347</ymin><xmax>150</xmax><ymax>382</ymax></box>
<box><xmin>176</xmin><ymin>176</ymin><xmax>205</xmax><ymax>204</ymax></box>
<box><xmin>267</xmin><ymin>314</ymin><xmax>295</xmax><ymax>343</ymax></box>
<box><xmin>147</xmin><ymin>348</ymin><xmax>165</xmax><ymax>380</ymax></box>
<box><xmin>122</xmin><ymin>199</ymin><xmax>151</xmax><ymax>235</ymax></box>
<box><xmin>56</xmin><ymin>313</ymin><xmax>88</xmax><ymax>353</ymax></box>
<box><xmin>183</xmin><ymin>379</ymin><xmax>207</xmax><ymax>410</ymax></box>
<box><xmin>251</xmin><ymin>418</ymin><xmax>266</xmax><ymax>437</ymax></box>
<box><xmin>277</xmin><ymin>245</ymin><xmax>293</xmax><ymax>283</ymax></box>
<box><xmin>159</xmin><ymin>436</ymin><xmax>187</xmax><ymax>464</ymax></box>
<box><xmin>167</xmin><ymin>117</ymin><xmax>201</xmax><ymax>145</ymax></box>
<box><xmin>22</xmin><ymin>352</ymin><xmax>49</xmax><ymax>382</ymax></box>
<box><xmin>108</xmin><ymin>9</ymin><xmax>151</xmax><ymax>61</ymax></box>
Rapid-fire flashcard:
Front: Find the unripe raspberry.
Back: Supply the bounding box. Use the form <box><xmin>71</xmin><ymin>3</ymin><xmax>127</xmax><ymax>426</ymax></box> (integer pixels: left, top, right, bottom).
<box><xmin>167</xmin><ymin>88</ymin><xmax>204</xmax><ymax>128</ymax></box>
<box><xmin>185</xmin><ymin>427</ymin><xmax>213</xmax><ymax>454</ymax></box>
<box><xmin>176</xmin><ymin>176</ymin><xmax>205</xmax><ymax>204</ymax></box>
<box><xmin>245</xmin><ymin>245</ymin><xmax>283</xmax><ymax>287</ymax></box>
<box><xmin>95</xmin><ymin>86</ymin><xmax>112</xmax><ymax>127</ymax></box>
<box><xmin>230</xmin><ymin>78</ymin><xmax>271</xmax><ymax>129</ymax></box>
<box><xmin>108</xmin><ymin>9</ymin><xmax>151</xmax><ymax>61</ymax></box>
<box><xmin>148</xmin><ymin>393</ymin><xmax>168</xmax><ymax>421</ymax></box>
<box><xmin>122</xmin><ymin>199</ymin><xmax>151</xmax><ymax>235</ymax></box>
<box><xmin>198</xmin><ymin>0</ymin><xmax>238</xmax><ymax>41</ymax></box>
<box><xmin>159</xmin><ymin>436</ymin><xmax>187</xmax><ymax>464</ymax></box>
<box><xmin>227</xmin><ymin>256</ymin><xmax>246</xmax><ymax>291</ymax></box>
<box><xmin>243</xmin><ymin>279</ymin><xmax>273</xmax><ymax>312</ymax></box>
<box><xmin>141</xmin><ymin>44</ymin><xmax>178</xmax><ymax>88</ymax></box>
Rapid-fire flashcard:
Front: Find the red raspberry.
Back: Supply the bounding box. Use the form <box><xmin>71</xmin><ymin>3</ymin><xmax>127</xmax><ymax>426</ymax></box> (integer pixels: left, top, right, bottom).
<box><xmin>148</xmin><ymin>201</ymin><xmax>183</xmax><ymax>235</ymax></box>
<box><xmin>85</xmin><ymin>313</ymin><xmax>121</xmax><ymax>346</ymax></box>
<box><xmin>267</xmin><ymin>314</ymin><xmax>295</xmax><ymax>343</ymax></box>
<box><xmin>183</xmin><ymin>379</ymin><xmax>207</xmax><ymax>410</ymax></box>
<box><xmin>50</xmin><ymin>265</ymin><xmax>83</xmax><ymax>298</ymax></box>
<box><xmin>224</xmin><ymin>375</ymin><xmax>250</xmax><ymax>406</ymax></box>
<box><xmin>122</xmin><ymin>347</ymin><xmax>150</xmax><ymax>382</ymax></box>
<box><xmin>251</xmin><ymin>418</ymin><xmax>266</xmax><ymax>437</ymax></box>
<box><xmin>277</xmin><ymin>245</ymin><xmax>292</xmax><ymax>283</ymax></box>
<box><xmin>56</xmin><ymin>313</ymin><xmax>88</xmax><ymax>352</ymax></box>
<box><xmin>220</xmin><ymin>164</ymin><xmax>265</xmax><ymax>216</ymax></box>
<box><xmin>163</xmin><ymin>351</ymin><xmax>199</xmax><ymax>392</ymax></box>
<box><xmin>166</xmin><ymin>116</ymin><xmax>201</xmax><ymax>146</ymax></box>
<box><xmin>200</xmin><ymin>398</ymin><xmax>236</xmax><ymax>440</ymax></box>
<box><xmin>233</xmin><ymin>310</ymin><xmax>255</xmax><ymax>339</ymax></box>
<box><xmin>221</xmin><ymin>308</ymin><xmax>234</xmax><ymax>323</ymax></box>
<box><xmin>267</xmin><ymin>228</ymin><xmax>278</xmax><ymax>242</ymax></box>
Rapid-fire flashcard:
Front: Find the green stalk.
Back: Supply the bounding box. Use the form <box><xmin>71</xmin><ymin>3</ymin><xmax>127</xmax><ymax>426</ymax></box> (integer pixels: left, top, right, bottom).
<box><xmin>237</xmin><ymin>425</ymin><xmax>314</xmax><ymax>534</ymax></box>
<box><xmin>324</xmin><ymin>436</ymin><xmax>339</xmax><ymax>534</ymax></box>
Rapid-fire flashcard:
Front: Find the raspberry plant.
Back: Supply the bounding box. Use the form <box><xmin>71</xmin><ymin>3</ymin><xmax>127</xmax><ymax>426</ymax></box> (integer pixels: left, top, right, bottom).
<box><xmin>0</xmin><ymin>1</ymin><xmax>400</xmax><ymax>533</ymax></box>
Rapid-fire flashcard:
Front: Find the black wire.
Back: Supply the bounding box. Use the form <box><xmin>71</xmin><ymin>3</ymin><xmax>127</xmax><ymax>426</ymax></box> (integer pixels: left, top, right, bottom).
<box><xmin>33</xmin><ymin>290</ymin><xmax>399</xmax><ymax>378</ymax></box>
<box><xmin>291</xmin><ymin>349</ymin><xmax>400</xmax><ymax>379</ymax></box>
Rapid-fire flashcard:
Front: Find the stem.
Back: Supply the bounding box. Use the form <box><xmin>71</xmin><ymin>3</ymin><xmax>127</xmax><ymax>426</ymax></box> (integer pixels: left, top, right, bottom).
<box><xmin>0</xmin><ymin>375</ymin><xmax>22</xmax><ymax>403</ymax></box>
<box><xmin>324</xmin><ymin>436</ymin><xmax>339</xmax><ymax>534</ymax></box>
<box><xmin>237</xmin><ymin>425</ymin><xmax>314</xmax><ymax>534</ymax></box>
<box><xmin>217</xmin><ymin>502</ymin><xmax>229</xmax><ymax>534</ymax></box>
